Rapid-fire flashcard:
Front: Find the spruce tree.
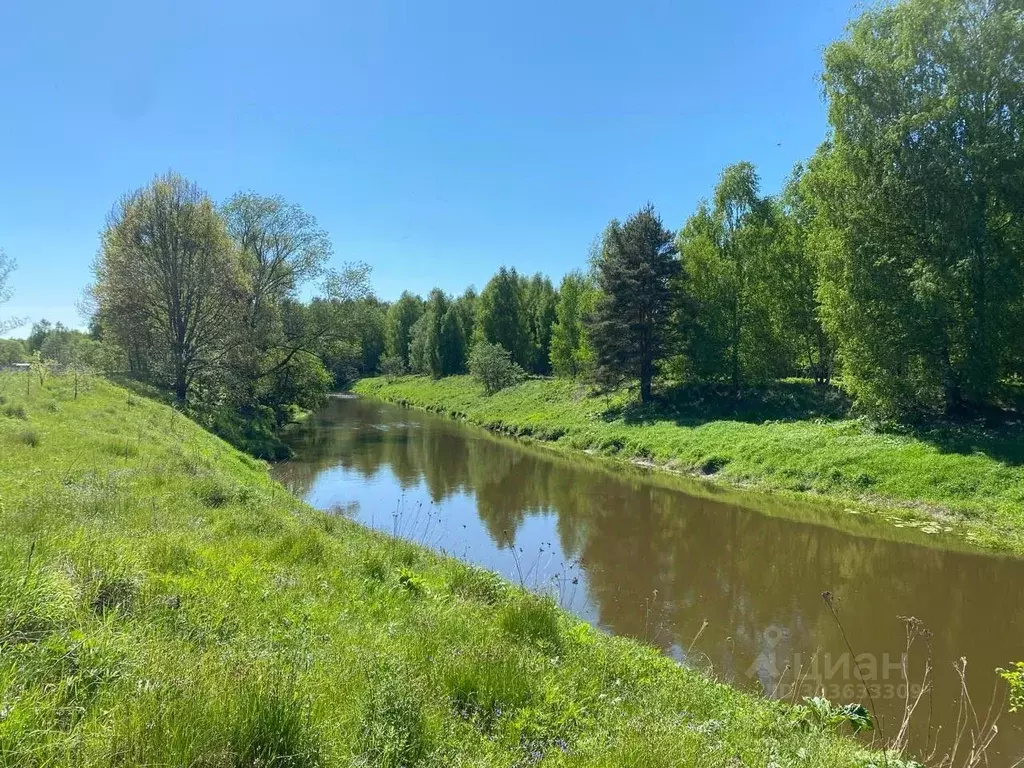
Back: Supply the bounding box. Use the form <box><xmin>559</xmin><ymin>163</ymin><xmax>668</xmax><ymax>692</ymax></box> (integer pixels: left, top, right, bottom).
<box><xmin>587</xmin><ymin>205</ymin><xmax>678</xmax><ymax>403</ymax></box>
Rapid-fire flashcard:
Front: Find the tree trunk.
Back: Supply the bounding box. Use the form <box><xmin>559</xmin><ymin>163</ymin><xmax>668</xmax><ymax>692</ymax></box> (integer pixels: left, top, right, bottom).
<box><xmin>639</xmin><ymin>350</ymin><xmax>653</xmax><ymax>403</ymax></box>
<box><xmin>173</xmin><ymin>367</ymin><xmax>188</xmax><ymax>404</ymax></box>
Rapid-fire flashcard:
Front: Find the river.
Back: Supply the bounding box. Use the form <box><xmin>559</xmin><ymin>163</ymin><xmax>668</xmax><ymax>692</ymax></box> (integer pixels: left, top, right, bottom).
<box><xmin>272</xmin><ymin>395</ymin><xmax>1024</xmax><ymax>765</ymax></box>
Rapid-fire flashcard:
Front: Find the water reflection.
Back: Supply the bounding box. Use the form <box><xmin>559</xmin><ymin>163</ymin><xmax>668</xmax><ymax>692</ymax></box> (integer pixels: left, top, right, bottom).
<box><xmin>274</xmin><ymin>396</ymin><xmax>1024</xmax><ymax>764</ymax></box>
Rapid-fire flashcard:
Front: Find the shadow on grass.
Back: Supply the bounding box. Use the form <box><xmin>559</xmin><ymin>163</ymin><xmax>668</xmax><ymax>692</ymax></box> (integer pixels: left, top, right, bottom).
<box><xmin>601</xmin><ymin>379</ymin><xmax>1024</xmax><ymax>466</ymax></box>
<box><xmin>601</xmin><ymin>380</ymin><xmax>852</xmax><ymax>427</ymax></box>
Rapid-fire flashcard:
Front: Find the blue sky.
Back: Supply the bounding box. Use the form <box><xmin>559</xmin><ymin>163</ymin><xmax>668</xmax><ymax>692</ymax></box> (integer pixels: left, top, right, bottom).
<box><xmin>0</xmin><ymin>0</ymin><xmax>857</xmax><ymax>335</ymax></box>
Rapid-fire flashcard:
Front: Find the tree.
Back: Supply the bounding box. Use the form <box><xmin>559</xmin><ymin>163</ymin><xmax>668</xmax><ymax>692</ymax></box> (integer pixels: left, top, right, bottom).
<box><xmin>302</xmin><ymin>268</ymin><xmax>378</xmax><ymax>389</ymax></box>
<box><xmin>521</xmin><ymin>273</ymin><xmax>558</xmax><ymax>374</ymax></box>
<box><xmin>469</xmin><ymin>341</ymin><xmax>525</xmax><ymax>395</ymax></box>
<box><xmin>438</xmin><ymin>306</ymin><xmax>467</xmax><ymax>376</ymax></box>
<box><xmin>0</xmin><ymin>339</ymin><xmax>26</xmax><ymax>365</ymax></box>
<box><xmin>475</xmin><ymin>267</ymin><xmax>531</xmax><ymax>369</ymax></box>
<box><xmin>587</xmin><ymin>205</ymin><xmax>679</xmax><ymax>403</ymax></box>
<box><xmin>550</xmin><ymin>271</ymin><xmax>597</xmax><ymax>379</ymax></box>
<box><xmin>774</xmin><ymin>166</ymin><xmax>835</xmax><ymax>385</ymax></box>
<box><xmin>677</xmin><ymin>163</ymin><xmax>790</xmax><ymax>390</ymax></box>
<box><xmin>812</xmin><ymin>0</ymin><xmax>1024</xmax><ymax>417</ymax></box>
<box><xmin>406</xmin><ymin>289</ymin><xmax>466</xmax><ymax>378</ymax></box>
<box><xmin>408</xmin><ymin>313</ymin><xmax>431</xmax><ymax>375</ymax></box>
<box><xmin>379</xmin><ymin>352</ymin><xmax>406</xmax><ymax>381</ymax></box>
<box><xmin>423</xmin><ymin>289</ymin><xmax>449</xmax><ymax>378</ymax></box>
<box><xmin>452</xmin><ymin>287</ymin><xmax>477</xmax><ymax>349</ymax></box>
<box><xmin>385</xmin><ymin>292</ymin><xmax>424</xmax><ymax>369</ymax></box>
<box><xmin>93</xmin><ymin>172</ymin><xmax>241</xmax><ymax>402</ymax></box>
<box><xmin>221</xmin><ymin>192</ymin><xmax>332</xmax><ymax>400</ymax></box>
<box><xmin>0</xmin><ymin>250</ymin><xmax>24</xmax><ymax>335</ymax></box>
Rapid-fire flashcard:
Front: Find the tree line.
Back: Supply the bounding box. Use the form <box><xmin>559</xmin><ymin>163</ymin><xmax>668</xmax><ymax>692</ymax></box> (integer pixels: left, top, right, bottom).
<box><xmin>2</xmin><ymin>0</ymin><xmax>1021</xmax><ymax>428</ymax></box>
<box><xmin>383</xmin><ymin>0</ymin><xmax>1024</xmax><ymax>421</ymax></box>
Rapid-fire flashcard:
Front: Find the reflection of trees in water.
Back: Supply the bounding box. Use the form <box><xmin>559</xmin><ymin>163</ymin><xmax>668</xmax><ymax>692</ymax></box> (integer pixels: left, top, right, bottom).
<box><xmin>280</xmin><ymin>398</ymin><xmax>1024</xmax><ymax>759</ymax></box>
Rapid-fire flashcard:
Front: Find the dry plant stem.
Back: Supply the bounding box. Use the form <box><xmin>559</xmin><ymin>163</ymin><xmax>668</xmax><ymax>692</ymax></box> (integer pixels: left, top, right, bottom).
<box><xmin>821</xmin><ymin>591</ymin><xmax>889</xmax><ymax>764</ymax></box>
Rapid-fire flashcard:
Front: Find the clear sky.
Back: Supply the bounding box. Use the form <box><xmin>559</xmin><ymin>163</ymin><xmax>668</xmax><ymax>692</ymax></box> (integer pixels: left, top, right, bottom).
<box><xmin>0</xmin><ymin>0</ymin><xmax>858</xmax><ymax>335</ymax></box>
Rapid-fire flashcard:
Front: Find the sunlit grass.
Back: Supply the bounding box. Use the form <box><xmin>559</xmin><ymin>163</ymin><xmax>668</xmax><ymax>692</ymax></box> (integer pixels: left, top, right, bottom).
<box><xmin>0</xmin><ymin>373</ymin><xmax>874</xmax><ymax>766</ymax></box>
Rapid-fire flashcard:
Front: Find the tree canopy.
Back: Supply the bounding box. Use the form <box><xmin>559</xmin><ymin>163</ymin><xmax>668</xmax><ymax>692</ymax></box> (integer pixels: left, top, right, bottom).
<box><xmin>588</xmin><ymin>205</ymin><xmax>679</xmax><ymax>403</ymax></box>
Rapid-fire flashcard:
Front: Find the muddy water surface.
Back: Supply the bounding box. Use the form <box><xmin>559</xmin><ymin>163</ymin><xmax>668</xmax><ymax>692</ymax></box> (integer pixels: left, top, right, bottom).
<box><xmin>273</xmin><ymin>396</ymin><xmax>1024</xmax><ymax>765</ymax></box>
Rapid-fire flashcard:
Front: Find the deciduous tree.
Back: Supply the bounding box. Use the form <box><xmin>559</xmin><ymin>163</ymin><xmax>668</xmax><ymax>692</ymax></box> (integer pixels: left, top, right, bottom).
<box><xmin>475</xmin><ymin>267</ymin><xmax>531</xmax><ymax>370</ymax></box>
<box><xmin>813</xmin><ymin>0</ymin><xmax>1024</xmax><ymax>417</ymax></box>
<box><xmin>550</xmin><ymin>271</ymin><xmax>597</xmax><ymax>379</ymax></box>
<box><xmin>93</xmin><ymin>172</ymin><xmax>241</xmax><ymax>402</ymax></box>
<box><xmin>385</xmin><ymin>291</ymin><xmax>424</xmax><ymax>368</ymax></box>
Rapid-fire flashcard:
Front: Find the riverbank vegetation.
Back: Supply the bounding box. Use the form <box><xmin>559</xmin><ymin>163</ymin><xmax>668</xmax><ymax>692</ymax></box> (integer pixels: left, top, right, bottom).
<box><xmin>375</xmin><ymin>0</ymin><xmax>1024</xmax><ymax>428</ymax></box>
<box><xmin>3</xmin><ymin>0</ymin><xmax>1020</xmax><ymax>457</ymax></box>
<box><xmin>354</xmin><ymin>374</ymin><xmax>1024</xmax><ymax>553</ymax></box>
<box><xmin>0</xmin><ymin>373</ymin><xmax>888</xmax><ymax>766</ymax></box>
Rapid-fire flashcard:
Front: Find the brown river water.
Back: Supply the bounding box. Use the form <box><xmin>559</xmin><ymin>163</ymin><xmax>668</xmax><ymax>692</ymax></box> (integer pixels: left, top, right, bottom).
<box><xmin>272</xmin><ymin>395</ymin><xmax>1024</xmax><ymax>765</ymax></box>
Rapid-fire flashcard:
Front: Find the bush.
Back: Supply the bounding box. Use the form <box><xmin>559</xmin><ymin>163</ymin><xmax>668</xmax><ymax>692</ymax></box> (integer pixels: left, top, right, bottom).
<box><xmin>468</xmin><ymin>342</ymin><xmax>524</xmax><ymax>395</ymax></box>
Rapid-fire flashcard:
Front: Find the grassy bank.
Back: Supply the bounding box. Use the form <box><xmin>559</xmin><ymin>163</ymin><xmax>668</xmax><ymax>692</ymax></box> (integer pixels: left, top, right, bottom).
<box><xmin>353</xmin><ymin>375</ymin><xmax>1024</xmax><ymax>554</ymax></box>
<box><xmin>0</xmin><ymin>373</ymin><xmax>880</xmax><ymax>766</ymax></box>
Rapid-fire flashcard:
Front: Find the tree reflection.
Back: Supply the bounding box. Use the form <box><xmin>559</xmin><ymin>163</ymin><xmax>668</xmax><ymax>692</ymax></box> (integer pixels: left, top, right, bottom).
<box><xmin>277</xmin><ymin>397</ymin><xmax>1024</xmax><ymax>760</ymax></box>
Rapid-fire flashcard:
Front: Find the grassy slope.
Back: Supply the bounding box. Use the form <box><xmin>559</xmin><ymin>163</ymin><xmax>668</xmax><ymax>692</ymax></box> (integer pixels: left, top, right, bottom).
<box><xmin>0</xmin><ymin>373</ymin><xmax>875</xmax><ymax>767</ymax></box>
<box><xmin>353</xmin><ymin>375</ymin><xmax>1024</xmax><ymax>554</ymax></box>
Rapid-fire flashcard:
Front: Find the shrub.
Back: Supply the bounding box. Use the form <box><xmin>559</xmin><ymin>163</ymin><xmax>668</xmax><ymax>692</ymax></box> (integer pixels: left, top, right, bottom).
<box><xmin>468</xmin><ymin>342</ymin><xmax>525</xmax><ymax>395</ymax></box>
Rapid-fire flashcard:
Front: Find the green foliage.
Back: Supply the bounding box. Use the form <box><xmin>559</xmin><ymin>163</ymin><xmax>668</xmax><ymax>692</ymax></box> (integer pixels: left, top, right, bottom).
<box><xmin>499</xmin><ymin>594</ymin><xmax>563</xmax><ymax>653</ymax></box>
<box><xmin>475</xmin><ymin>267</ymin><xmax>532</xmax><ymax>370</ymax></box>
<box><xmin>468</xmin><ymin>342</ymin><xmax>525</xmax><ymax>395</ymax></box>
<box><xmin>588</xmin><ymin>205</ymin><xmax>679</xmax><ymax>402</ymax></box>
<box><xmin>677</xmin><ymin>163</ymin><xmax>792</xmax><ymax>389</ymax></box>
<box><xmin>208</xmin><ymin>404</ymin><xmax>292</xmax><ymax>461</ymax></box>
<box><xmin>94</xmin><ymin>172</ymin><xmax>239</xmax><ymax>402</ymax></box>
<box><xmin>0</xmin><ymin>374</ymin><xmax>887</xmax><ymax>765</ymax></box>
<box><xmin>811</xmin><ymin>0</ymin><xmax>1024</xmax><ymax>419</ymax></box>
<box><xmin>775</xmin><ymin>167</ymin><xmax>835</xmax><ymax>385</ymax></box>
<box><xmin>408</xmin><ymin>313</ymin><xmax>431</xmax><ymax>375</ymax></box>
<box><xmin>997</xmin><ymin>662</ymin><xmax>1024</xmax><ymax>713</ymax></box>
<box><xmin>438</xmin><ymin>306</ymin><xmax>466</xmax><ymax>376</ymax></box>
<box><xmin>356</xmin><ymin>374</ymin><xmax>1024</xmax><ymax>553</ymax></box>
<box><xmin>407</xmin><ymin>289</ymin><xmax>466</xmax><ymax>378</ymax></box>
<box><xmin>384</xmin><ymin>291</ymin><xmax>424</xmax><ymax>369</ymax></box>
<box><xmin>0</xmin><ymin>338</ymin><xmax>26</xmax><ymax>365</ymax></box>
<box><xmin>357</xmin><ymin>668</ymin><xmax>431</xmax><ymax>767</ymax></box>
<box><xmin>379</xmin><ymin>352</ymin><xmax>406</xmax><ymax>382</ymax></box>
<box><xmin>521</xmin><ymin>273</ymin><xmax>558</xmax><ymax>375</ymax></box>
<box><xmin>550</xmin><ymin>270</ymin><xmax>597</xmax><ymax>379</ymax></box>
<box><xmin>798</xmin><ymin>696</ymin><xmax>873</xmax><ymax>735</ymax></box>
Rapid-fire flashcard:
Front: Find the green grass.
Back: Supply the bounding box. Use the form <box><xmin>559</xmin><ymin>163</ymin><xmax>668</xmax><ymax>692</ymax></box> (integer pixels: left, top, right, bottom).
<box><xmin>353</xmin><ymin>375</ymin><xmax>1024</xmax><ymax>554</ymax></box>
<box><xmin>0</xmin><ymin>373</ymin><xmax>881</xmax><ymax>766</ymax></box>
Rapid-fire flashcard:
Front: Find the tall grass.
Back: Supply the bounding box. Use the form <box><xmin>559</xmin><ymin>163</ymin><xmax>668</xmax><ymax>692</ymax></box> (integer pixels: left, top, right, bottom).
<box><xmin>0</xmin><ymin>373</ymin><xmax>876</xmax><ymax>766</ymax></box>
